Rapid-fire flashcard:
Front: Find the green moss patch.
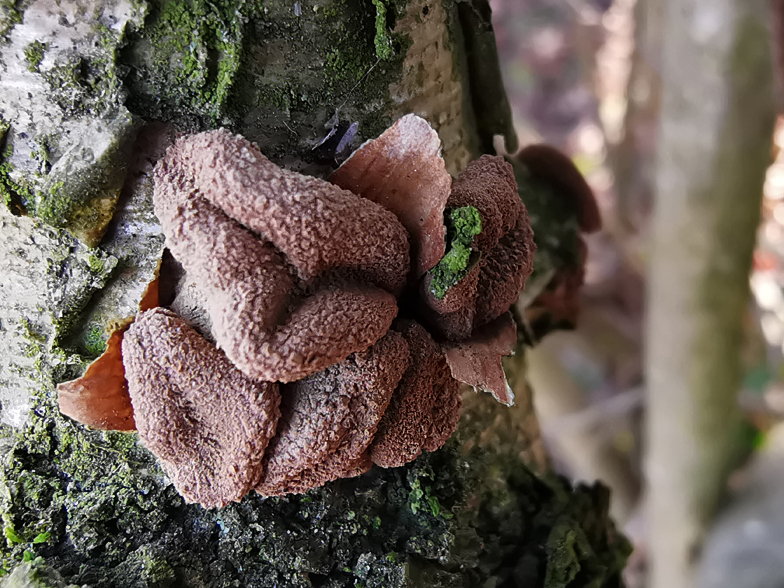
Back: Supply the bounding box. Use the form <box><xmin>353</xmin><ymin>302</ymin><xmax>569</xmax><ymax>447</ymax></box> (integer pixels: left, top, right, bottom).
<box><xmin>121</xmin><ymin>0</ymin><xmax>409</xmax><ymax>166</ymax></box>
<box><xmin>428</xmin><ymin>206</ymin><xmax>482</xmax><ymax>299</ymax></box>
<box><xmin>23</xmin><ymin>41</ymin><xmax>47</xmax><ymax>73</ymax></box>
<box><xmin>119</xmin><ymin>0</ymin><xmax>249</xmax><ymax>125</ymax></box>
<box><xmin>0</xmin><ymin>120</ymin><xmax>34</xmax><ymax>215</ymax></box>
<box><xmin>33</xmin><ymin>109</ymin><xmax>138</xmax><ymax>246</ymax></box>
<box><xmin>371</xmin><ymin>0</ymin><xmax>393</xmax><ymax>60</ymax></box>
<box><xmin>0</xmin><ymin>0</ymin><xmax>22</xmax><ymax>41</ymax></box>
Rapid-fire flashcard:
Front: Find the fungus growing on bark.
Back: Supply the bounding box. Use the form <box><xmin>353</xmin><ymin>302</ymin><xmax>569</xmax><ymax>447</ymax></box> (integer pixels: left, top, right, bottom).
<box><xmin>55</xmin><ymin>116</ymin><xmax>595</xmax><ymax>508</ymax></box>
<box><xmin>512</xmin><ymin>145</ymin><xmax>602</xmax><ymax>337</ymax></box>
<box><xmin>122</xmin><ymin>308</ymin><xmax>281</xmax><ymax>509</ymax></box>
<box><xmin>256</xmin><ymin>331</ymin><xmax>408</xmax><ymax>496</ymax></box>
<box><xmin>516</xmin><ymin>144</ymin><xmax>601</xmax><ymax>233</ymax></box>
<box><xmin>370</xmin><ymin>320</ymin><xmax>461</xmax><ymax>468</ymax></box>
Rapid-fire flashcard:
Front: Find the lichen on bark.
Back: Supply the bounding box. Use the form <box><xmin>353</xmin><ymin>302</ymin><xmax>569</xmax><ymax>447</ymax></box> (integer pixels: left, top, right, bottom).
<box><xmin>0</xmin><ymin>0</ymin><xmax>145</xmax><ymax>245</ymax></box>
<box><xmin>0</xmin><ymin>208</ymin><xmax>117</xmax><ymax>430</ymax></box>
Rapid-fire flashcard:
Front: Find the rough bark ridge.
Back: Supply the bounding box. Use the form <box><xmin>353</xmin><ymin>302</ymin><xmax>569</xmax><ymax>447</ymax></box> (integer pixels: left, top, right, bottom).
<box><xmin>646</xmin><ymin>1</ymin><xmax>775</xmax><ymax>587</ymax></box>
<box><xmin>0</xmin><ymin>0</ymin><xmax>630</xmax><ymax>585</ymax></box>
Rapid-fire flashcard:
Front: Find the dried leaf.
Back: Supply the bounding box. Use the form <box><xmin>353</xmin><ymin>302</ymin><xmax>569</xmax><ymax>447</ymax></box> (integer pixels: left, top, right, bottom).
<box><xmin>57</xmin><ymin>273</ymin><xmax>160</xmax><ymax>431</ymax></box>
<box><xmin>58</xmin><ymin>325</ymin><xmax>136</xmax><ymax>431</ymax></box>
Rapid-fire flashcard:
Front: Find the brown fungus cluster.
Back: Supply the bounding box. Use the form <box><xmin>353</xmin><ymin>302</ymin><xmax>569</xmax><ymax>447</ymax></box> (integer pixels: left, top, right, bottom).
<box><xmin>153</xmin><ymin>130</ymin><xmax>409</xmax><ymax>383</ymax></box>
<box><xmin>515</xmin><ymin>144</ymin><xmax>602</xmax><ymax>335</ymax></box>
<box><xmin>58</xmin><ymin>116</ymin><xmax>545</xmax><ymax>509</ymax></box>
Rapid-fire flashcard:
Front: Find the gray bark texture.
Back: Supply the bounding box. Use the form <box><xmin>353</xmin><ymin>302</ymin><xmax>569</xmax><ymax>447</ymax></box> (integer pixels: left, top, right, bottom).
<box><xmin>0</xmin><ymin>0</ymin><xmax>630</xmax><ymax>586</ymax></box>
<box><xmin>645</xmin><ymin>1</ymin><xmax>775</xmax><ymax>587</ymax></box>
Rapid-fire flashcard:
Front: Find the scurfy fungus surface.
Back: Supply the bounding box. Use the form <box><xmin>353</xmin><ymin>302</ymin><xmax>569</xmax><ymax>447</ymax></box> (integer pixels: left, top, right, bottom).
<box><xmin>57</xmin><ymin>115</ymin><xmax>553</xmax><ymax>508</ymax></box>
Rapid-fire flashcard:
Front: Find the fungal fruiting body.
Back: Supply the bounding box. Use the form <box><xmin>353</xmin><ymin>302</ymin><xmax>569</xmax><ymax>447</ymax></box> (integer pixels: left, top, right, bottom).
<box><xmin>153</xmin><ymin>130</ymin><xmax>409</xmax><ymax>383</ymax></box>
<box><xmin>256</xmin><ymin>330</ymin><xmax>409</xmax><ymax>496</ymax></box>
<box><xmin>418</xmin><ymin>155</ymin><xmax>535</xmax><ymax>342</ymax></box>
<box><xmin>58</xmin><ymin>115</ymin><xmax>557</xmax><ymax>508</ymax></box>
<box><xmin>123</xmin><ymin>308</ymin><xmax>280</xmax><ymax>509</ymax></box>
<box><xmin>329</xmin><ymin>114</ymin><xmax>452</xmax><ymax>279</ymax></box>
<box><xmin>370</xmin><ymin>320</ymin><xmax>460</xmax><ymax>468</ymax></box>
<box><xmin>510</xmin><ymin>144</ymin><xmax>602</xmax><ymax>339</ymax></box>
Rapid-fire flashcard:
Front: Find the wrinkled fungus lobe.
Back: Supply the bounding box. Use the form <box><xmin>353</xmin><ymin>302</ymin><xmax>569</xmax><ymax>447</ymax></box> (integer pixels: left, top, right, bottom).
<box><xmin>370</xmin><ymin>320</ymin><xmax>461</xmax><ymax>467</ymax></box>
<box><xmin>154</xmin><ymin>129</ymin><xmax>410</xmax><ymax>383</ymax></box>
<box><xmin>123</xmin><ymin>308</ymin><xmax>281</xmax><ymax>509</ymax></box>
<box><xmin>257</xmin><ymin>331</ymin><xmax>409</xmax><ymax>496</ymax></box>
<box><xmin>421</xmin><ymin>155</ymin><xmax>536</xmax><ymax>342</ymax></box>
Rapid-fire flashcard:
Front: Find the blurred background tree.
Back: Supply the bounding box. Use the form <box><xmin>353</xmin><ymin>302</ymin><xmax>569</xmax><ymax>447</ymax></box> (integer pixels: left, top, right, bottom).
<box><xmin>492</xmin><ymin>1</ymin><xmax>781</xmax><ymax>587</ymax></box>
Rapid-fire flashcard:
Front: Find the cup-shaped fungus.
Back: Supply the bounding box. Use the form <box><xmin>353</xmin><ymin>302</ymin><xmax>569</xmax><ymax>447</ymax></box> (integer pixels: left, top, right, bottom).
<box><xmin>329</xmin><ymin>114</ymin><xmax>452</xmax><ymax>279</ymax></box>
<box><xmin>510</xmin><ymin>144</ymin><xmax>602</xmax><ymax>339</ymax></box>
<box><xmin>56</xmin><ymin>115</ymin><xmax>586</xmax><ymax>508</ymax></box>
<box><xmin>419</xmin><ymin>155</ymin><xmax>536</xmax><ymax>342</ymax></box>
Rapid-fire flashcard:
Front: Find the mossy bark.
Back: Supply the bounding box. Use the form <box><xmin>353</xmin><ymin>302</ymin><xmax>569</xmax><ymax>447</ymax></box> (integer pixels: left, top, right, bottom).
<box><xmin>0</xmin><ymin>0</ymin><xmax>629</xmax><ymax>586</ymax></box>
<box><xmin>646</xmin><ymin>1</ymin><xmax>775</xmax><ymax>587</ymax></box>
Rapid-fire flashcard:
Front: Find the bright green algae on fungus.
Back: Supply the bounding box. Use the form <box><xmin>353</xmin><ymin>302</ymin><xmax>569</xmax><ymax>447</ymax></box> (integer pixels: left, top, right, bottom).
<box><xmin>428</xmin><ymin>206</ymin><xmax>482</xmax><ymax>300</ymax></box>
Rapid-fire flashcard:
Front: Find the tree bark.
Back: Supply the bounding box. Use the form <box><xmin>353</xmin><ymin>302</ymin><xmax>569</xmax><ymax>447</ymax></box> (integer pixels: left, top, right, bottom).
<box><xmin>645</xmin><ymin>2</ymin><xmax>775</xmax><ymax>587</ymax></box>
<box><xmin>607</xmin><ymin>0</ymin><xmax>663</xmax><ymax>233</ymax></box>
<box><xmin>0</xmin><ymin>1</ymin><xmax>629</xmax><ymax>586</ymax></box>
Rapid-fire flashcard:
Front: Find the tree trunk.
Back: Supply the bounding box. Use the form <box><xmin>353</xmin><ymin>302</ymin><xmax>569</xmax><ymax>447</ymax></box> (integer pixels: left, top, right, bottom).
<box><xmin>645</xmin><ymin>1</ymin><xmax>775</xmax><ymax>587</ymax></box>
<box><xmin>0</xmin><ymin>1</ymin><xmax>629</xmax><ymax>586</ymax></box>
<box><xmin>607</xmin><ymin>0</ymin><xmax>663</xmax><ymax>233</ymax></box>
